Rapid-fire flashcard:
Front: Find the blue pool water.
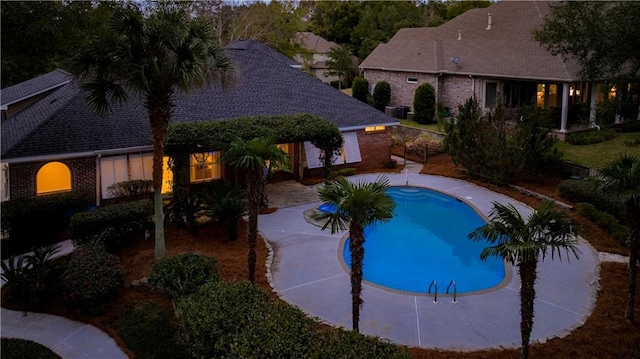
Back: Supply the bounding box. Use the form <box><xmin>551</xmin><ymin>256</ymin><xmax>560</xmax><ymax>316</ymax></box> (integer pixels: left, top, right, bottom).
<box><xmin>341</xmin><ymin>187</ymin><xmax>506</xmax><ymax>294</ymax></box>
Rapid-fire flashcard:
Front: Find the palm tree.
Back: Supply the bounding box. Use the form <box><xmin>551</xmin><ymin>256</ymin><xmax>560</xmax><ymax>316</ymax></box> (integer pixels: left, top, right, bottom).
<box><xmin>469</xmin><ymin>200</ymin><xmax>580</xmax><ymax>359</ymax></box>
<box><xmin>73</xmin><ymin>4</ymin><xmax>234</xmax><ymax>260</ymax></box>
<box><xmin>598</xmin><ymin>154</ymin><xmax>640</xmax><ymax>322</ymax></box>
<box><xmin>315</xmin><ymin>176</ymin><xmax>395</xmax><ymax>333</ymax></box>
<box><xmin>221</xmin><ymin>136</ymin><xmax>288</xmax><ymax>282</ymax></box>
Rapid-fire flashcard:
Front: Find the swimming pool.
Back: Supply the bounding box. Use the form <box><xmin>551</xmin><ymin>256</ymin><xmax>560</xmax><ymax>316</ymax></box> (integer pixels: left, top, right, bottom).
<box><xmin>341</xmin><ymin>187</ymin><xmax>506</xmax><ymax>294</ymax></box>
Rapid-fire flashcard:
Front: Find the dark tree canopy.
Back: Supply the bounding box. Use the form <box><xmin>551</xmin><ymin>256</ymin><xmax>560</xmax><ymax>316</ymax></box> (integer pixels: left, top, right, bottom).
<box><xmin>535</xmin><ymin>2</ymin><xmax>640</xmax><ymax>81</ymax></box>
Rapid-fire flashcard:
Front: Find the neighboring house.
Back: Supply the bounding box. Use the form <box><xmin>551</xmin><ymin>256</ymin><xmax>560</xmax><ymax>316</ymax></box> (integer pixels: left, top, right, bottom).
<box><xmin>360</xmin><ymin>1</ymin><xmax>616</xmax><ymax>132</ymax></box>
<box><xmin>0</xmin><ymin>40</ymin><xmax>398</xmax><ymax>204</ymax></box>
<box><xmin>294</xmin><ymin>32</ymin><xmax>342</xmax><ymax>84</ymax></box>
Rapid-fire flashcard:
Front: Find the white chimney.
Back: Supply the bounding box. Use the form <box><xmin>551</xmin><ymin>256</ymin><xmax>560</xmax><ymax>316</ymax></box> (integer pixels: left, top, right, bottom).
<box><xmin>457</xmin><ymin>29</ymin><xmax>462</xmax><ymax>40</ymax></box>
<box><xmin>486</xmin><ymin>12</ymin><xmax>492</xmax><ymax>30</ymax></box>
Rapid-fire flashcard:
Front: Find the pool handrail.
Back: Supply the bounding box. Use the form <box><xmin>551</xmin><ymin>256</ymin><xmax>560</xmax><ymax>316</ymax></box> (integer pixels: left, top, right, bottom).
<box><xmin>446</xmin><ymin>280</ymin><xmax>458</xmax><ymax>304</ymax></box>
<box><xmin>427</xmin><ymin>280</ymin><xmax>438</xmax><ymax>303</ymax></box>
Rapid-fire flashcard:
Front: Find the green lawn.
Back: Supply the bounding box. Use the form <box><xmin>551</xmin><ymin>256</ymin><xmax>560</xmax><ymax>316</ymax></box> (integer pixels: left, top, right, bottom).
<box><xmin>554</xmin><ymin>132</ymin><xmax>640</xmax><ymax>168</ymax></box>
<box><xmin>398</xmin><ymin>119</ymin><xmax>444</xmax><ymax>132</ymax></box>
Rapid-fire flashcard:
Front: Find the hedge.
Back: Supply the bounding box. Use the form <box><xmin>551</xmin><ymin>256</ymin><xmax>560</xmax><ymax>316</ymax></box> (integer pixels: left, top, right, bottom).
<box><xmin>558</xmin><ymin>179</ymin><xmax>625</xmax><ymax>218</ymax></box>
<box><xmin>165</xmin><ymin>114</ymin><xmax>343</xmax><ymax>155</ymax></box>
<box><xmin>413</xmin><ymin>82</ymin><xmax>436</xmax><ymax>124</ymax></box>
<box><xmin>614</xmin><ymin>120</ymin><xmax>640</xmax><ymax>133</ymax></box>
<box><xmin>0</xmin><ymin>191</ymin><xmax>93</xmax><ymax>258</ymax></box>
<box><xmin>576</xmin><ymin>202</ymin><xmax>629</xmax><ymax>245</ymax></box>
<box><xmin>372</xmin><ymin>81</ymin><xmax>391</xmax><ymax>111</ymax></box>
<box><xmin>1</xmin><ymin>338</ymin><xmax>61</xmax><ymax>359</ymax></box>
<box><xmin>565</xmin><ymin>129</ymin><xmax>617</xmax><ymax>145</ymax></box>
<box><xmin>69</xmin><ymin>199</ymin><xmax>153</xmax><ymax>249</ymax></box>
<box><xmin>352</xmin><ymin>77</ymin><xmax>369</xmax><ymax>103</ymax></box>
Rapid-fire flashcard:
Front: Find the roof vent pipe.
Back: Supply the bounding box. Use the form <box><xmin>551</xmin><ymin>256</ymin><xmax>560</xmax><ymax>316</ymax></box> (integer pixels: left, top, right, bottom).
<box><xmin>486</xmin><ymin>12</ymin><xmax>492</xmax><ymax>30</ymax></box>
<box><xmin>457</xmin><ymin>29</ymin><xmax>462</xmax><ymax>40</ymax></box>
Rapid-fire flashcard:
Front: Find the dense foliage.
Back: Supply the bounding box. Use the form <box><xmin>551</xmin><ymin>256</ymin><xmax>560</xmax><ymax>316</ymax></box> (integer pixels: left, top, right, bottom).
<box><xmin>576</xmin><ymin>202</ymin><xmax>629</xmax><ymax>245</ymax></box>
<box><xmin>566</xmin><ymin>129</ymin><xmax>618</xmax><ymax>145</ymax></box>
<box><xmin>0</xmin><ymin>191</ymin><xmax>93</xmax><ymax>258</ymax></box>
<box><xmin>69</xmin><ymin>199</ymin><xmax>152</xmax><ymax>250</ymax></box>
<box><xmin>198</xmin><ymin>180</ymin><xmax>247</xmax><ymax>241</ymax></box>
<box><xmin>0</xmin><ymin>244</ymin><xmax>61</xmax><ymax>311</ymax></box>
<box><xmin>372</xmin><ymin>81</ymin><xmax>392</xmax><ymax>111</ymax></box>
<box><xmin>176</xmin><ymin>281</ymin><xmax>409</xmax><ymax>359</ymax></box>
<box><xmin>352</xmin><ymin>76</ymin><xmax>369</xmax><ymax>103</ymax></box>
<box><xmin>117</xmin><ymin>303</ymin><xmax>188</xmax><ymax>359</ymax></box>
<box><xmin>165</xmin><ymin>114</ymin><xmax>342</xmax><ymax>155</ymax></box>
<box><xmin>61</xmin><ymin>243</ymin><xmax>124</xmax><ymax>315</ymax></box>
<box><xmin>413</xmin><ymin>82</ymin><xmax>436</xmax><ymax>124</ymax></box>
<box><xmin>325</xmin><ymin>44</ymin><xmax>357</xmax><ymax>89</ymax></box>
<box><xmin>1</xmin><ymin>338</ymin><xmax>61</xmax><ymax>359</ymax></box>
<box><xmin>444</xmin><ymin>98</ymin><xmax>562</xmax><ymax>183</ymax></box>
<box><xmin>148</xmin><ymin>253</ymin><xmax>219</xmax><ymax>299</ymax></box>
<box><xmin>558</xmin><ymin>179</ymin><xmax>625</xmax><ymax>219</ymax></box>
<box><xmin>106</xmin><ymin>179</ymin><xmax>153</xmax><ymax>198</ymax></box>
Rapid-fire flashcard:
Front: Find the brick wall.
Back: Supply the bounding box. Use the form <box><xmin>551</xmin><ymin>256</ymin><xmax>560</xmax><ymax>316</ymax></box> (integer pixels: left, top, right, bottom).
<box><xmin>363</xmin><ymin>69</ymin><xmax>482</xmax><ymax>116</ymax></box>
<box><xmin>9</xmin><ymin>157</ymin><xmax>96</xmax><ymax>202</ymax></box>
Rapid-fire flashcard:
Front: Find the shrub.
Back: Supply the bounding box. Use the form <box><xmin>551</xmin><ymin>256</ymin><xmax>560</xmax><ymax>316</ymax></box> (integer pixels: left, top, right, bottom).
<box><xmin>405</xmin><ymin>135</ymin><xmax>446</xmax><ymax>158</ymax></box>
<box><xmin>1</xmin><ymin>338</ymin><xmax>61</xmax><ymax>359</ymax></box>
<box><xmin>107</xmin><ymin>179</ymin><xmax>153</xmax><ymax>198</ymax></box>
<box><xmin>61</xmin><ymin>243</ymin><xmax>124</xmax><ymax>315</ymax></box>
<box><xmin>117</xmin><ymin>303</ymin><xmax>187</xmax><ymax>359</ymax></box>
<box><xmin>616</xmin><ymin>120</ymin><xmax>640</xmax><ymax>133</ymax></box>
<box><xmin>384</xmin><ymin>159</ymin><xmax>398</xmax><ymax>169</ymax></box>
<box><xmin>148</xmin><ymin>253</ymin><xmax>219</xmax><ymax>299</ymax></box>
<box><xmin>198</xmin><ymin>180</ymin><xmax>247</xmax><ymax>241</ymax></box>
<box><xmin>566</xmin><ymin>129</ymin><xmax>617</xmax><ymax>145</ymax></box>
<box><xmin>0</xmin><ymin>244</ymin><xmax>62</xmax><ymax>311</ymax></box>
<box><xmin>338</xmin><ymin>168</ymin><xmax>357</xmax><ymax>176</ymax></box>
<box><xmin>176</xmin><ymin>281</ymin><xmax>270</xmax><ymax>358</ymax></box>
<box><xmin>352</xmin><ymin>76</ymin><xmax>369</xmax><ymax>103</ymax></box>
<box><xmin>70</xmin><ymin>199</ymin><xmax>152</xmax><ymax>249</ymax></box>
<box><xmin>576</xmin><ymin>202</ymin><xmax>629</xmax><ymax>244</ymax></box>
<box><xmin>318</xmin><ymin>329</ymin><xmax>410</xmax><ymax>359</ymax></box>
<box><xmin>1</xmin><ymin>191</ymin><xmax>92</xmax><ymax>258</ymax></box>
<box><xmin>558</xmin><ymin>179</ymin><xmax>625</xmax><ymax>218</ymax></box>
<box><xmin>512</xmin><ymin>107</ymin><xmax>563</xmax><ymax>179</ymax></box>
<box><xmin>413</xmin><ymin>82</ymin><xmax>436</xmax><ymax>124</ymax></box>
<box><xmin>372</xmin><ymin>81</ymin><xmax>391</xmax><ymax>111</ymax></box>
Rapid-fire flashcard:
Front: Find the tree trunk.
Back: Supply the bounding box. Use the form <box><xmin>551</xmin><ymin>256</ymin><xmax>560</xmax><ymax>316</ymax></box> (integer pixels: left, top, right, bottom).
<box><xmin>519</xmin><ymin>259</ymin><xmax>538</xmax><ymax>359</ymax></box>
<box><xmin>625</xmin><ymin>205</ymin><xmax>639</xmax><ymax>322</ymax></box>
<box><xmin>349</xmin><ymin>224</ymin><xmax>365</xmax><ymax>333</ymax></box>
<box><xmin>150</xmin><ymin>112</ymin><xmax>170</xmax><ymax>261</ymax></box>
<box><xmin>246</xmin><ymin>168</ymin><xmax>261</xmax><ymax>282</ymax></box>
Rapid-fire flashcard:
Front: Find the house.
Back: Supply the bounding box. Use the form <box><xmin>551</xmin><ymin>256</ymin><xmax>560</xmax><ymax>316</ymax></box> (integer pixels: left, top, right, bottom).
<box><xmin>0</xmin><ymin>40</ymin><xmax>398</xmax><ymax>204</ymax></box>
<box><xmin>294</xmin><ymin>32</ymin><xmax>343</xmax><ymax>84</ymax></box>
<box><xmin>359</xmin><ymin>1</ymin><xmax>615</xmax><ymax>132</ymax></box>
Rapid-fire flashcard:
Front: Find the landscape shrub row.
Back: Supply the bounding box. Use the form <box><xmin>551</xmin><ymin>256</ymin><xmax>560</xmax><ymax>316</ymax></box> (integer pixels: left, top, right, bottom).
<box><xmin>70</xmin><ymin>199</ymin><xmax>152</xmax><ymax>249</ymax></box>
<box><xmin>576</xmin><ymin>202</ymin><xmax>629</xmax><ymax>245</ymax></box>
<box><xmin>565</xmin><ymin>129</ymin><xmax>617</xmax><ymax>145</ymax></box>
<box><xmin>558</xmin><ymin>179</ymin><xmax>625</xmax><ymax>219</ymax></box>
<box><xmin>0</xmin><ymin>191</ymin><xmax>93</xmax><ymax>258</ymax></box>
<box><xmin>614</xmin><ymin>120</ymin><xmax>640</xmax><ymax>133</ymax></box>
<box><xmin>175</xmin><ymin>281</ymin><xmax>409</xmax><ymax>359</ymax></box>
<box><xmin>107</xmin><ymin>179</ymin><xmax>153</xmax><ymax>198</ymax></box>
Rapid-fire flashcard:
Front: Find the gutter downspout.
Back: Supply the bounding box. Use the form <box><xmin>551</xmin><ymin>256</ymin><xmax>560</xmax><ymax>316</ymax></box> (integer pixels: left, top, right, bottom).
<box><xmin>96</xmin><ymin>154</ymin><xmax>101</xmax><ymax>207</ymax></box>
<box><xmin>435</xmin><ymin>73</ymin><xmax>442</xmax><ymax>120</ymax></box>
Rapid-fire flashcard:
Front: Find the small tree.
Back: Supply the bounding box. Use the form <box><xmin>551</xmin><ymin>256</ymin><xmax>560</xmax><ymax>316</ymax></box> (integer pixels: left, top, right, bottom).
<box><xmin>325</xmin><ymin>44</ymin><xmax>356</xmax><ymax>90</ymax></box>
<box><xmin>352</xmin><ymin>76</ymin><xmax>369</xmax><ymax>103</ymax></box>
<box><xmin>372</xmin><ymin>81</ymin><xmax>391</xmax><ymax>111</ymax></box>
<box><xmin>413</xmin><ymin>82</ymin><xmax>436</xmax><ymax>124</ymax></box>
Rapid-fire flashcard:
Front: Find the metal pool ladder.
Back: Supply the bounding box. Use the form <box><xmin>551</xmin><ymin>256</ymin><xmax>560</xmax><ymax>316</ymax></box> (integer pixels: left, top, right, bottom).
<box><xmin>427</xmin><ymin>280</ymin><xmax>438</xmax><ymax>303</ymax></box>
<box><xmin>446</xmin><ymin>280</ymin><xmax>458</xmax><ymax>304</ymax></box>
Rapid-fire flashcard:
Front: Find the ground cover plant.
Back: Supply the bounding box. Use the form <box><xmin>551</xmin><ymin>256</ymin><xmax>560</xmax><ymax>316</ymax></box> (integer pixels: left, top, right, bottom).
<box><xmin>555</xmin><ymin>132</ymin><xmax>640</xmax><ymax>168</ymax></box>
<box><xmin>1</xmin><ymin>154</ymin><xmax>639</xmax><ymax>358</ymax></box>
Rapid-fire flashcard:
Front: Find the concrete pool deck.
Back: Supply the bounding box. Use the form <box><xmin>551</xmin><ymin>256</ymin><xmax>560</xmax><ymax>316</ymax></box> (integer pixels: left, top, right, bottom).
<box><xmin>260</xmin><ymin>172</ymin><xmax>600</xmax><ymax>351</ymax></box>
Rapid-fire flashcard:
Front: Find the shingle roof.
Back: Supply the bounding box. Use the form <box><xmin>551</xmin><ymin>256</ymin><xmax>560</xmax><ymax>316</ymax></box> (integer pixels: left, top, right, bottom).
<box><xmin>0</xmin><ymin>69</ymin><xmax>72</xmax><ymax>106</ymax></box>
<box><xmin>360</xmin><ymin>1</ymin><xmax>582</xmax><ymax>82</ymax></box>
<box><xmin>2</xmin><ymin>40</ymin><xmax>397</xmax><ymax>160</ymax></box>
<box><xmin>295</xmin><ymin>32</ymin><xmax>338</xmax><ymax>54</ymax></box>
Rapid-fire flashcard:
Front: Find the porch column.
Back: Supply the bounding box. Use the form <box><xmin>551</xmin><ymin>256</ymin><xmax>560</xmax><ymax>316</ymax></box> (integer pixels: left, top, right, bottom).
<box><xmin>589</xmin><ymin>82</ymin><xmax>597</xmax><ymax>127</ymax></box>
<box><xmin>560</xmin><ymin>83</ymin><xmax>569</xmax><ymax>132</ymax></box>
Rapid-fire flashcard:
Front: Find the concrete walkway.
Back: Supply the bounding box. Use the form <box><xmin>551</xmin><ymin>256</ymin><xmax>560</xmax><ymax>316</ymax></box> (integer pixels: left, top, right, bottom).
<box><xmin>1</xmin><ymin>240</ymin><xmax>129</xmax><ymax>359</ymax></box>
<box><xmin>260</xmin><ymin>170</ymin><xmax>600</xmax><ymax>350</ymax></box>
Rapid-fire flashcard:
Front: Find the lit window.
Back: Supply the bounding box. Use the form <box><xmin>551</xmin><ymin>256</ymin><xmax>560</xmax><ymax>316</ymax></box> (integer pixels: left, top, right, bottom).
<box><xmin>190</xmin><ymin>152</ymin><xmax>221</xmax><ymax>183</ymax></box>
<box><xmin>365</xmin><ymin>126</ymin><xmax>386</xmax><ymax>132</ymax></box>
<box><xmin>162</xmin><ymin>157</ymin><xmax>173</xmax><ymax>194</ymax></box>
<box><xmin>37</xmin><ymin>161</ymin><xmax>71</xmax><ymax>194</ymax></box>
<box><xmin>407</xmin><ymin>77</ymin><xmax>418</xmax><ymax>84</ymax></box>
